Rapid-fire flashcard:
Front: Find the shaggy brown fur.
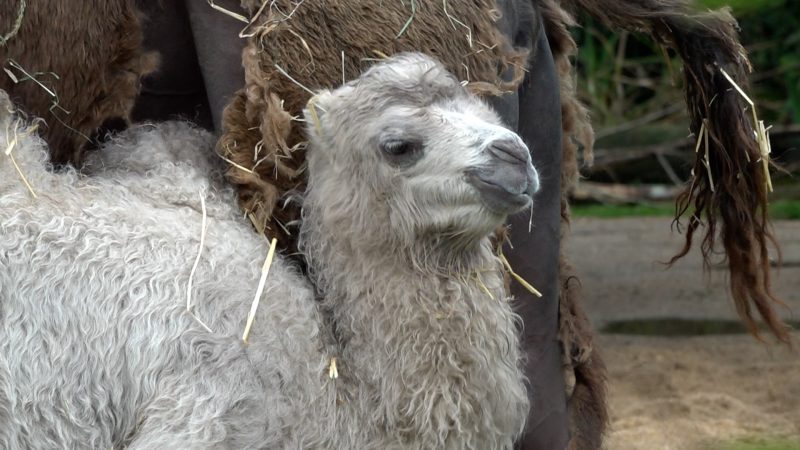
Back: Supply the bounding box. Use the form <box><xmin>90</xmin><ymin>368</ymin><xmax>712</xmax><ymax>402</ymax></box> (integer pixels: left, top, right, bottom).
<box><xmin>218</xmin><ymin>0</ymin><xmax>528</xmax><ymax>247</ymax></box>
<box><xmin>0</xmin><ymin>0</ymin><xmax>155</xmax><ymax>165</ymax></box>
<box><xmin>558</xmin><ymin>256</ymin><xmax>609</xmax><ymax>450</ymax></box>
<box><xmin>556</xmin><ymin>0</ymin><xmax>791</xmax><ymax>344</ymax></box>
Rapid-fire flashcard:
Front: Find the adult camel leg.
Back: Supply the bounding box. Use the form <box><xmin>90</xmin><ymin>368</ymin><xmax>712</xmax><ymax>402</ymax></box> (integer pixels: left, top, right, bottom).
<box><xmin>132</xmin><ymin>0</ymin><xmax>212</xmax><ymax>129</ymax></box>
<box><xmin>492</xmin><ymin>4</ymin><xmax>571</xmax><ymax>448</ymax></box>
<box><xmin>512</xmin><ymin>37</ymin><xmax>571</xmax><ymax>449</ymax></box>
<box><xmin>183</xmin><ymin>0</ymin><xmax>246</xmax><ymax>133</ymax></box>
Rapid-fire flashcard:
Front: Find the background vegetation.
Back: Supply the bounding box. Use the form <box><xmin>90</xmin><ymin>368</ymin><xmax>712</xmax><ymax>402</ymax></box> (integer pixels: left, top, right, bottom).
<box><xmin>571</xmin><ymin>0</ymin><xmax>800</xmax><ymax>216</ymax></box>
<box><xmin>573</xmin><ymin>0</ymin><xmax>800</xmax><ymax>130</ymax></box>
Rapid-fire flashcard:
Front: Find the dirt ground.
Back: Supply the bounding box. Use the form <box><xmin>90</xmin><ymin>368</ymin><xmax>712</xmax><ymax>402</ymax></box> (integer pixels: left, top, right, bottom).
<box><xmin>565</xmin><ymin>217</ymin><xmax>800</xmax><ymax>450</ymax></box>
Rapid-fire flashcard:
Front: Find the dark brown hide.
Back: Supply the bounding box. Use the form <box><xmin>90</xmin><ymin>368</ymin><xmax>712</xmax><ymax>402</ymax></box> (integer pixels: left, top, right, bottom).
<box><xmin>559</xmin><ymin>0</ymin><xmax>791</xmax><ymax>344</ymax></box>
<box><xmin>537</xmin><ymin>0</ymin><xmax>594</xmax><ymax>224</ymax></box>
<box><xmin>218</xmin><ymin>0</ymin><xmax>528</xmax><ymax>248</ymax></box>
<box><xmin>0</xmin><ymin>0</ymin><xmax>155</xmax><ymax>165</ymax></box>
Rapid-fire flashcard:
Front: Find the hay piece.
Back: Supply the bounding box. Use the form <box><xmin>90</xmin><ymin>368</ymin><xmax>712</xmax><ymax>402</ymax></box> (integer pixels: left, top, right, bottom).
<box><xmin>207</xmin><ymin>0</ymin><xmax>249</xmax><ymax>23</ymax></box>
<box><xmin>757</xmin><ymin>120</ymin><xmax>773</xmax><ymax>193</ymax></box>
<box><xmin>442</xmin><ymin>0</ymin><xmax>473</xmax><ymax>48</ymax></box>
<box><xmin>273</xmin><ymin>63</ymin><xmax>317</xmax><ymax>97</ymax></box>
<box><xmin>186</xmin><ymin>193</ymin><xmax>213</xmax><ymax>333</ymax></box>
<box><xmin>242</xmin><ymin>237</ymin><xmax>279</xmax><ymax>343</ymax></box>
<box><xmin>720</xmin><ymin>68</ymin><xmax>755</xmax><ymax>107</ymax></box>
<box><xmin>5</xmin><ymin>59</ymin><xmax>92</xmax><ymax>145</ymax></box>
<box><xmin>306</xmin><ymin>95</ymin><xmax>323</xmax><ymax>135</ymax></box>
<box><xmin>6</xmin><ymin>59</ymin><xmax>57</xmax><ymax>99</ymax></box>
<box><xmin>218</xmin><ymin>152</ymin><xmax>257</xmax><ymax>175</ymax></box>
<box><xmin>471</xmin><ymin>271</ymin><xmax>495</xmax><ymax>300</ymax></box>
<box><xmin>7</xmin><ymin>153</ymin><xmax>36</xmax><ymax>198</ymax></box>
<box><xmin>702</xmin><ymin>120</ymin><xmax>714</xmax><ymax>193</ymax></box>
<box><xmin>3</xmin><ymin>118</ymin><xmax>37</xmax><ymax>198</ymax></box>
<box><xmin>328</xmin><ymin>357</ymin><xmax>338</xmax><ymax>379</ymax></box>
<box><xmin>499</xmin><ymin>253</ymin><xmax>542</xmax><ymax>298</ymax></box>
<box><xmin>693</xmin><ymin>121</ymin><xmax>706</xmax><ymax>154</ymax></box>
<box><xmin>397</xmin><ymin>0</ymin><xmax>417</xmax><ymax>38</ymax></box>
<box><xmin>187</xmin><ymin>192</ymin><xmax>209</xmax><ymax>311</ymax></box>
<box><xmin>720</xmin><ymin>68</ymin><xmax>773</xmax><ymax>193</ymax></box>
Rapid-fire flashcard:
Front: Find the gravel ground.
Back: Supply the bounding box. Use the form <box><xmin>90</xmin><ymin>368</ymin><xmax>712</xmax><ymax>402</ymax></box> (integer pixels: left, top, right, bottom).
<box><xmin>565</xmin><ymin>217</ymin><xmax>800</xmax><ymax>449</ymax></box>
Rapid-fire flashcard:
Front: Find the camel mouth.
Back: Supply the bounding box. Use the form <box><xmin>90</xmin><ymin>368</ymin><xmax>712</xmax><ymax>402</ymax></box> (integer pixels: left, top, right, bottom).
<box><xmin>461</xmin><ymin>136</ymin><xmax>539</xmax><ymax>215</ymax></box>
<box><xmin>465</xmin><ymin>139</ymin><xmax>539</xmax><ymax>214</ymax></box>
<box><xmin>465</xmin><ymin>169</ymin><xmax>536</xmax><ymax>215</ymax></box>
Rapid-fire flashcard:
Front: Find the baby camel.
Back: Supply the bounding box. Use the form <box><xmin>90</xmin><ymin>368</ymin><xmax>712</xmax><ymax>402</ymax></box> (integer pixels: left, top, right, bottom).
<box><xmin>0</xmin><ymin>53</ymin><xmax>538</xmax><ymax>449</ymax></box>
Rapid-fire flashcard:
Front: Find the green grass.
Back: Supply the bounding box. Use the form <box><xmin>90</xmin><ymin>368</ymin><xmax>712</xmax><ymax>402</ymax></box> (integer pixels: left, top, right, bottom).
<box><xmin>571</xmin><ymin>200</ymin><xmax>800</xmax><ymax>220</ymax></box>
<box><xmin>708</xmin><ymin>437</ymin><xmax>800</xmax><ymax>450</ymax></box>
<box><xmin>771</xmin><ymin>200</ymin><xmax>800</xmax><ymax>220</ymax></box>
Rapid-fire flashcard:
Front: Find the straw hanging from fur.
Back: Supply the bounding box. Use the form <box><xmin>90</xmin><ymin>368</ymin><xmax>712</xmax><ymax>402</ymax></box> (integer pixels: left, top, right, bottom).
<box><xmin>207</xmin><ymin>0</ymin><xmax>249</xmax><ymax>23</ymax></box>
<box><xmin>186</xmin><ymin>192</ymin><xmax>213</xmax><ymax>333</ymax></box>
<box><xmin>471</xmin><ymin>271</ymin><xmax>495</xmax><ymax>300</ymax></box>
<box><xmin>442</xmin><ymin>0</ymin><xmax>473</xmax><ymax>47</ymax></box>
<box><xmin>218</xmin><ymin>152</ymin><xmax>257</xmax><ymax>174</ymax></box>
<box><xmin>242</xmin><ymin>237</ymin><xmax>279</xmax><ymax>343</ymax></box>
<box><xmin>5</xmin><ymin>59</ymin><xmax>92</xmax><ymax>144</ymax></box>
<box><xmin>6</xmin><ymin>59</ymin><xmax>57</xmax><ymax>99</ymax></box>
<box><xmin>499</xmin><ymin>253</ymin><xmax>542</xmax><ymax>298</ymax></box>
<box><xmin>4</xmin><ymin>119</ymin><xmax>38</xmax><ymax>198</ymax></box>
<box><xmin>328</xmin><ymin>357</ymin><xmax>339</xmax><ymax>379</ymax></box>
<box><xmin>187</xmin><ymin>192</ymin><xmax>208</xmax><ymax>311</ymax></box>
<box><xmin>341</xmin><ymin>50</ymin><xmax>346</xmax><ymax>86</ymax></box>
<box><xmin>306</xmin><ymin>95</ymin><xmax>323</xmax><ymax>135</ymax></box>
<box><xmin>702</xmin><ymin>119</ymin><xmax>715</xmax><ymax>193</ymax></box>
<box><xmin>720</xmin><ymin>68</ymin><xmax>773</xmax><ymax>193</ymax></box>
<box><xmin>396</xmin><ymin>0</ymin><xmax>417</xmax><ymax>38</ymax></box>
<box><xmin>274</xmin><ymin>63</ymin><xmax>317</xmax><ymax>97</ymax></box>
<box><xmin>693</xmin><ymin>120</ymin><xmax>706</xmax><ymax>154</ymax></box>
<box><xmin>239</xmin><ymin>0</ymin><xmax>270</xmax><ymax>37</ymax></box>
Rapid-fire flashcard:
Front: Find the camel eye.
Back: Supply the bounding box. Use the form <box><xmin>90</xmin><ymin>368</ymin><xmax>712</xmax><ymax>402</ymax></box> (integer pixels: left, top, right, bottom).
<box><xmin>380</xmin><ymin>139</ymin><xmax>423</xmax><ymax>159</ymax></box>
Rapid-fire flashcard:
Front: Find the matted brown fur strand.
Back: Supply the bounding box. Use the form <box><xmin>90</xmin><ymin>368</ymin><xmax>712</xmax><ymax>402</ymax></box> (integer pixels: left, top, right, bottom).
<box><xmin>537</xmin><ymin>0</ymin><xmax>793</xmax><ymax>445</ymax></box>
<box><xmin>553</xmin><ymin>0</ymin><xmax>792</xmax><ymax>344</ymax></box>
<box><xmin>0</xmin><ymin>0</ymin><xmax>156</xmax><ymax>165</ymax></box>
<box><xmin>558</xmin><ymin>256</ymin><xmax>609</xmax><ymax>450</ymax></box>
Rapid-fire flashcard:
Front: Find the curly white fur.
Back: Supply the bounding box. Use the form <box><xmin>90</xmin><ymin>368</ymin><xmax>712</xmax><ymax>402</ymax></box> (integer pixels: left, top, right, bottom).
<box><xmin>0</xmin><ymin>54</ymin><xmax>530</xmax><ymax>449</ymax></box>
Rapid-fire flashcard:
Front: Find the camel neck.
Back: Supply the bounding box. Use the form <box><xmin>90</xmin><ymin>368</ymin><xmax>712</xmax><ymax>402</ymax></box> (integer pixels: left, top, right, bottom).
<box><xmin>303</xmin><ymin>230</ymin><xmax>526</xmax><ymax>446</ymax></box>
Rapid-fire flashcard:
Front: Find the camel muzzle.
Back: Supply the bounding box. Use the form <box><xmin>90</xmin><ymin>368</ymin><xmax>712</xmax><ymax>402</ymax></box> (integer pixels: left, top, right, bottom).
<box><xmin>466</xmin><ymin>137</ymin><xmax>539</xmax><ymax>215</ymax></box>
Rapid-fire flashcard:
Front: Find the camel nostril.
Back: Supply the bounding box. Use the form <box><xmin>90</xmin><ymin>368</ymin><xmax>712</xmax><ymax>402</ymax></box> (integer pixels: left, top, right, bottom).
<box><xmin>486</xmin><ymin>138</ymin><xmax>530</xmax><ymax>165</ymax></box>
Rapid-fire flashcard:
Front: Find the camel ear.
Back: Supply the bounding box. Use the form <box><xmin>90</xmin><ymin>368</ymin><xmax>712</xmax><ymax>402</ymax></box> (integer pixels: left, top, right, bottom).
<box><xmin>304</xmin><ymin>85</ymin><xmax>355</xmax><ymax>140</ymax></box>
<box><xmin>304</xmin><ymin>90</ymin><xmax>331</xmax><ymax>141</ymax></box>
